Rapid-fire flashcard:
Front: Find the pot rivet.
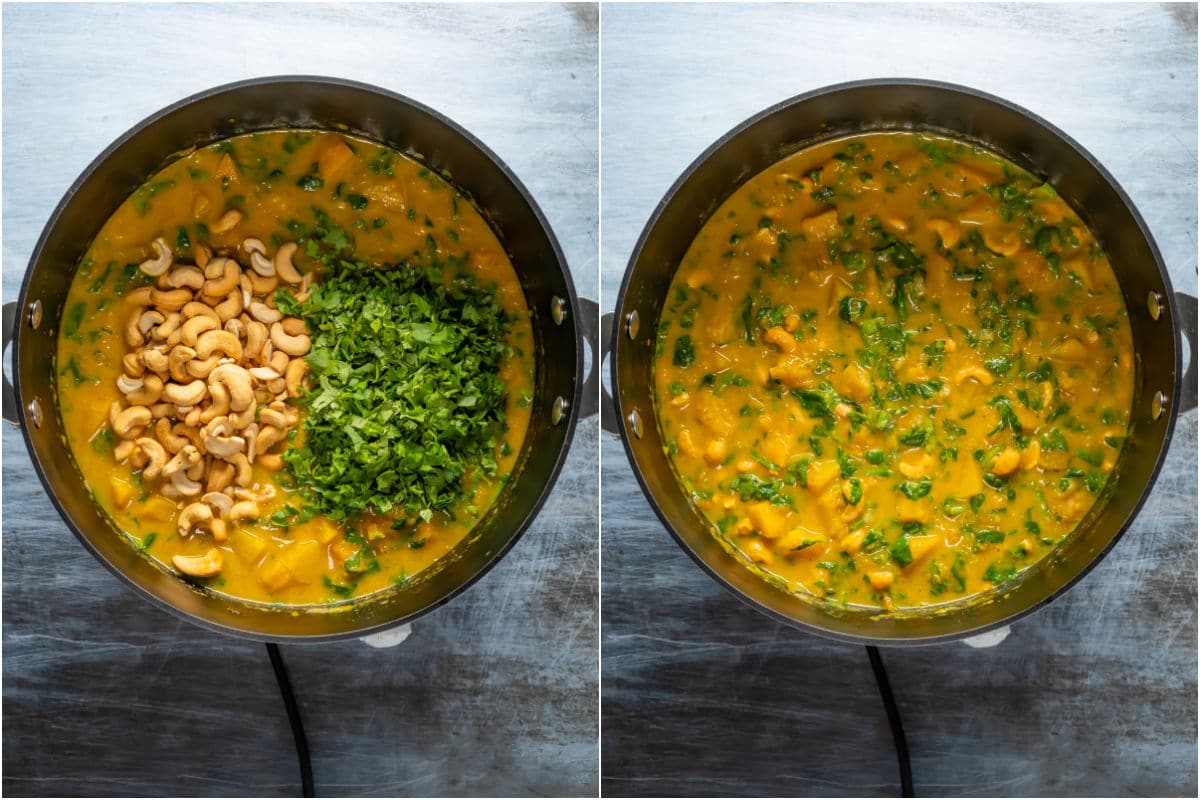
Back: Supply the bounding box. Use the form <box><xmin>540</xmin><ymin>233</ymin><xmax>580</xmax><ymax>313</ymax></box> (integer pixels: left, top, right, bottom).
<box><xmin>1147</xmin><ymin>291</ymin><xmax>1163</xmax><ymax>321</ymax></box>
<box><xmin>27</xmin><ymin>398</ymin><xmax>42</xmax><ymax>428</ymax></box>
<box><xmin>551</xmin><ymin>296</ymin><xmax>568</xmax><ymax>326</ymax></box>
<box><xmin>551</xmin><ymin>395</ymin><xmax>569</xmax><ymax>426</ymax></box>
<box><xmin>627</xmin><ymin>408</ymin><xmax>643</xmax><ymax>439</ymax></box>
<box><xmin>1152</xmin><ymin>390</ymin><xmax>1168</xmax><ymax>420</ymax></box>
<box><xmin>625</xmin><ymin>310</ymin><xmax>640</xmax><ymax>340</ymax></box>
<box><xmin>28</xmin><ymin>300</ymin><xmax>42</xmax><ymax>330</ymax></box>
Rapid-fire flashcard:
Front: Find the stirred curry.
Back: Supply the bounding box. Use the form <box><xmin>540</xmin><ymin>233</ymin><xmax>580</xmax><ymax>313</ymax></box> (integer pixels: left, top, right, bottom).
<box><xmin>655</xmin><ymin>131</ymin><xmax>1133</xmax><ymax>611</ymax></box>
<box><xmin>57</xmin><ymin>130</ymin><xmax>535</xmax><ymax>606</ymax></box>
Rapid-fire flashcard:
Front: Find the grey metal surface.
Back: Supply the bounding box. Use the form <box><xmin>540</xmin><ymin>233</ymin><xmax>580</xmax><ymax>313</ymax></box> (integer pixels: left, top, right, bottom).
<box><xmin>600</xmin><ymin>3</ymin><xmax>1197</xmax><ymax>797</ymax></box>
<box><xmin>2</xmin><ymin>3</ymin><xmax>598</xmax><ymax>797</ymax></box>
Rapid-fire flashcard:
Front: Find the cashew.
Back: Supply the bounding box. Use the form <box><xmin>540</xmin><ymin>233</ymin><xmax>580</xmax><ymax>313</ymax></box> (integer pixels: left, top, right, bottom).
<box><xmin>214</xmin><ymin>288</ymin><xmax>243</xmax><ymax>322</ymax></box>
<box><xmin>186</xmin><ymin>457</ymin><xmax>206</xmax><ymax>482</ymax></box>
<box><xmin>228</xmin><ymin>453</ymin><xmax>252</xmax><ymax>487</ymax></box>
<box><xmin>243</xmin><ymin>422</ymin><xmax>260</xmax><ymax>461</ymax></box>
<box><xmin>248</xmin><ymin>302</ymin><xmax>283</xmax><ymax>324</ymax></box>
<box><xmin>247</xmin><ymin>271</ymin><xmax>278</xmax><ymax>295</ymax></box>
<box><xmin>258</xmin><ymin>408</ymin><xmax>288</xmax><ymax>430</ymax></box>
<box><xmin>285</xmin><ymin>359</ymin><xmax>309</xmax><ymax>397</ymax></box>
<box><xmin>181</xmin><ymin>315</ymin><xmax>218</xmax><ymax>346</ymax></box>
<box><xmin>185</xmin><ymin>356</ymin><xmax>220</xmax><ymax>379</ymax></box>
<box><xmin>266</xmin><ymin>378</ymin><xmax>287</xmax><ymax>396</ymax></box>
<box><xmin>164</xmin><ymin>265</ymin><xmax>205</xmax><ymax>290</ymax></box>
<box><xmin>138</xmin><ymin>309</ymin><xmax>166</xmax><ymax>336</ymax></box>
<box><xmin>184</xmin><ymin>407</ymin><xmax>203</xmax><ymax>427</ymax></box>
<box><xmin>195</xmin><ymin>329</ymin><xmax>243</xmax><ymax>361</ymax></box>
<box><xmin>168</xmin><ymin>345</ymin><xmax>198</xmax><ymax>383</ymax></box>
<box><xmin>126</xmin><ymin>309</ymin><xmax>157</xmax><ymax>347</ymax></box>
<box><xmin>202</xmin><ymin>257</ymin><xmax>240</xmax><ymax>298</ymax></box>
<box><xmin>122</xmin><ymin>352</ymin><xmax>145</xmax><ymax>378</ymax></box>
<box><xmin>243</xmin><ymin>237</ymin><xmax>267</xmax><ymax>256</ymax></box>
<box><xmin>125</xmin><ymin>286</ymin><xmax>155</xmax><ymax>306</ymax></box>
<box><xmin>139</xmin><ymin>237</ymin><xmax>173</xmax><ymax>276</ymax></box>
<box><xmin>126</xmin><ymin>373</ymin><xmax>163</xmax><ymax>405</ymax></box>
<box><xmin>244</xmin><ymin>320</ymin><xmax>268</xmax><ymax>359</ymax></box>
<box><xmin>113</xmin><ymin>439</ymin><xmax>137</xmax><ymax>462</ymax></box>
<box><xmin>162</xmin><ymin>380</ymin><xmax>208</xmax><ymax>406</ymax></box>
<box><xmin>257</xmin><ymin>453</ymin><xmax>284</xmax><ymax>471</ymax></box>
<box><xmin>225</xmin><ymin>317</ymin><xmax>246</xmax><ymax>339</ymax></box>
<box><xmin>274</xmin><ymin>242</ymin><xmax>302</xmax><ymax>284</ymax></box>
<box><xmin>173</xmin><ymin>549</ymin><xmax>223</xmax><ymax>578</ymax></box>
<box><xmin>193</xmin><ymin>243</ymin><xmax>212</xmax><ymax>269</ymax></box>
<box><xmin>155</xmin><ymin>312</ymin><xmax>184</xmax><ymax>343</ymax></box>
<box><xmin>149</xmin><ymin>403</ymin><xmax>172</xmax><ymax>419</ymax></box>
<box><xmin>250</xmin><ymin>366</ymin><xmax>282</xmax><ymax>382</ymax></box>
<box><xmin>113</xmin><ymin>406</ymin><xmax>152</xmax><ymax>438</ymax></box>
<box><xmin>228</xmin><ymin>501</ymin><xmax>261</xmax><ymax>521</ymax></box>
<box><xmin>155</xmin><ymin>418</ymin><xmax>188</xmax><ymax>453</ymax></box>
<box><xmin>280</xmin><ymin>317</ymin><xmax>307</xmax><ymax>337</ymax></box>
<box><xmin>229</xmin><ymin>405</ymin><xmax>256</xmax><ymax>430</ymax></box>
<box><xmin>117</xmin><ymin>375</ymin><xmax>144</xmax><ymax>396</ymax></box>
<box><xmin>141</xmin><ymin>347</ymin><xmax>170</xmax><ymax>374</ymax></box>
<box><xmin>134</xmin><ymin>437</ymin><xmax>168</xmax><ymax>480</ymax></box>
<box><xmin>202</xmin><ymin>491</ymin><xmax>234</xmax><ymax>517</ymax></box>
<box><xmin>210</xmin><ymin>519</ymin><xmax>229</xmax><ymax>543</ymax></box>
<box><xmin>205</xmin><ymin>432</ymin><xmax>246</xmax><ymax>459</ymax></box>
<box><xmin>234</xmin><ymin>484</ymin><xmax>276</xmax><ymax>503</ymax></box>
<box><xmin>200</xmin><ymin>381</ymin><xmax>231</xmax><ymax>423</ymax></box>
<box><xmin>206</xmin><ymin>461</ymin><xmax>236</xmax><ymax>493</ymax></box>
<box><xmin>270</xmin><ymin>322</ymin><xmax>311</xmax><ymax>356</ymax></box>
<box><xmin>182</xmin><ymin>301</ymin><xmax>221</xmax><ymax>324</ymax></box>
<box><xmin>163</xmin><ymin>445</ymin><xmax>201</xmax><ymax>478</ymax></box>
<box><xmin>210</xmin><ymin>208</ymin><xmax>243</xmax><ymax>234</ymax></box>
<box><xmin>256</xmin><ymin>425</ymin><xmax>286</xmax><ymax>453</ymax></box>
<box><xmin>208</xmin><ymin>364</ymin><xmax>254</xmax><ymax>411</ymax></box>
<box><xmin>171</xmin><ymin>470</ymin><xmax>202</xmax><ymax>496</ymax></box>
<box><xmin>177</xmin><ymin>502</ymin><xmax>213</xmax><ymax>535</ymax></box>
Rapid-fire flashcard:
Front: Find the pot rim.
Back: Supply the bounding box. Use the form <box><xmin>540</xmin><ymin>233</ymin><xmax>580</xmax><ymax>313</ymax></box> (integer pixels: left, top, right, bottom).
<box><xmin>611</xmin><ymin>77</ymin><xmax>1181</xmax><ymax>647</ymax></box>
<box><xmin>14</xmin><ymin>74</ymin><xmax>583</xmax><ymax>643</ymax></box>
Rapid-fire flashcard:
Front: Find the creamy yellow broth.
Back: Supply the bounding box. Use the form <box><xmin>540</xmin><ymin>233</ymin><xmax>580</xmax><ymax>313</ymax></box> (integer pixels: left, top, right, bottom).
<box><xmin>655</xmin><ymin>132</ymin><xmax>1133</xmax><ymax>611</ymax></box>
<box><xmin>56</xmin><ymin>130</ymin><xmax>534</xmax><ymax>606</ymax></box>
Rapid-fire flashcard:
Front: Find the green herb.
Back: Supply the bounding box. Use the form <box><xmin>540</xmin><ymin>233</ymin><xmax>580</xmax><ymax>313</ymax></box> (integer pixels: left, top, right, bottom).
<box><xmin>673</xmin><ymin>335</ymin><xmax>695</xmax><ymax>368</ymax></box>
<box><xmin>899</xmin><ymin>479</ymin><xmax>931</xmax><ymax>500</ymax></box>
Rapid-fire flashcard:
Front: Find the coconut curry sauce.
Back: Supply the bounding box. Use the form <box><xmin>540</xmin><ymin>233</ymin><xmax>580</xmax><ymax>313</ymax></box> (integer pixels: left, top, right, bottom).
<box><xmin>56</xmin><ymin>130</ymin><xmax>534</xmax><ymax>606</ymax></box>
<box><xmin>655</xmin><ymin>132</ymin><xmax>1133</xmax><ymax>611</ymax></box>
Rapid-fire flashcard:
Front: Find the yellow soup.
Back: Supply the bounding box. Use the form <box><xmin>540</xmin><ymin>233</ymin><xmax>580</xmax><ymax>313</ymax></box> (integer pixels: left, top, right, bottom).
<box><xmin>57</xmin><ymin>130</ymin><xmax>535</xmax><ymax>606</ymax></box>
<box><xmin>655</xmin><ymin>132</ymin><xmax>1133</xmax><ymax>611</ymax></box>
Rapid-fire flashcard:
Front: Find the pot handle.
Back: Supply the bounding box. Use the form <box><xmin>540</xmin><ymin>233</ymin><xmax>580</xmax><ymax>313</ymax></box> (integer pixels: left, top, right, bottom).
<box><xmin>2</xmin><ymin>301</ymin><xmax>17</xmax><ymax>427</ymax></box>
<box><xmin>600</xmin><ymin>312</ymin><xmax>619</xmax><ymax>435</ymax></box>
<box><xmin>1176</xmin><ymin>292</ymin><xmax>1196</xmax><ymax>414</ymax></box>
<box><xmin>576</xmin><ymin>297</ymin><xmax>600</xmax><ymax>420</ymax></box>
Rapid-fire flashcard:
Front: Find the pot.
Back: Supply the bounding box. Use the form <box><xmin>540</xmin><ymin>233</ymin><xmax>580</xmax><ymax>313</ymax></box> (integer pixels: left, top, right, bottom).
<box><xmin>607</xmin><ymin>79</ymin><xmax>1195</xmax><ymax>646</ymax></box>
<box><xmin>4</xmin><ymin>76</ymin><xmax>598</xmax><ymax>642</ymax></box>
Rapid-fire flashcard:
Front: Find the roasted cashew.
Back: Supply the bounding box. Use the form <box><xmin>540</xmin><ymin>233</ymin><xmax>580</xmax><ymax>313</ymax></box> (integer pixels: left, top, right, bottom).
<box><xmin>116</xmin><ymin>375</ymin><xmax>144</xmax><ymax>396</ymax></box>
<box><xmin>244</xmin><ymin>422</ymin><xmax>260</xmax><ymax>461</ymax></box>
<box><xmin>208</xmin><ymin>364</ymin><xmax>254</xmax><ymax>411</ymax></box>
<box><xmin>126</xmin><ymin>309</ymin><xmax>157</xmax><ymax>347</ymax></box>
<box><xmin>285</xmin><ymin>359</ymin><xmax>309</xmax><ymax>397</ymax></box>
<box><xmin>162</xmin><ymin>445</ymin><xmax>201</xmax><ymax>478</ymax></box>
<box><xmin>168</xmin><ymin>345</ymin><xmax>197</xmax><ymax>383</ymax></box>
<box><xmin>200</xmin><ymin>381</ymin><xmax>231</xmax><ymax>423</ymax></box>
<box><xmin>183</xmin><ymin>407</ymin><xmax>203</xmax><ymax>427</ymax></box>
<box><xmin>247</xmin><ymin>271</ymin><xmax>278</xmax><ymax>295</ymax></box>
<box><xmin>134</xmin><ymin>437</ymin><xmax>168</xmax><ymax>480</ymax></box>
<box><xmin>202</xmin><ymin>257</ymin><xmax>240</xmax><ymax>298</ymax></box>
<box><xmin>126</xmin><ymin>373</ymin><xmax>163</xmax><ymax>406</ymax></box>
<box><xmin>250</xmin><ymin>366</ymin><xmax>282</xmax><ymax>382</ymax></box>
<box><xmin>122</xmin><ymin>352</ymin><xmax>145</xmax><ymax>378</ymax></box>
<box><xmin>113</xmin><ymin>406</ymin><xmax>152</xmax><ymax>438</ymax></box>
<box><xmin>139</xmin><ymin>237</ymin><xmax>173</xmax><ymax>276</ymax></box>
<box><xmin>234</xmin><ymin>484</ymin><xmax>276</xmax><ymax>503</ymax></box>
<box><xmin>164</xmin><ymin>265</ymin><xmax>205</xmax><ymax>290</ymax></box>
<box><xmin>248</xmin><ymin>302</ymin><xmax>283</xmax><ymax>324</ymax></box>
<box><xmin>280</xmin><ymin>317</ymin><xmax>307</xmax><ymax>336</ymax></box>
<box><xmin>185</xmin><ymin>356</ymin><xmax>220</xmax><ymax>380</ymax></box>
<box><xmin>195</xmin><ymin>329</ymin><xmax>243</xmax><ymax>361</ymax></box>
<box><xmin>228</xmin><ymin>501</ymin><xmax>261</xmax><ymax>521</ymax></box>
<box><xmin>229</xmin><ymin>405</ymin><xmax>256</xmax><ymax>430</ymax></box>
<box><xmin>270</xmin><ymin>322</ymin><xmax>311</xmax><ymax>356</ymax></box>
<box><xmin>125</xmin><ymin>286</ymin><xmax>154</xmax><ymax>306</ymax></box>
<box><xmin>155</xmin><ymin>312</ymin><xmax>184</xmax><ymax>341</ymax></box>
<box><xmin>149</xmin><ymin>288</ymin><xmax>192</xmax><ymax>312</ymax></box>
<box><xmin>274</xmin><ymin>242</ymin><xmax>302</xmax><ymax>283</ymax></box>
<box><xmin>162</xmin><ymin>380</ymin><xmax>208</xmax><ymax>407</ymax></box>
<box><xmin>202</xmin><ymin>491</ymin><xmax>233</xmax><ymax>517</ymax></box>
<box><xmin>155</xmin><ymin>418</ymin><xmax>188</xmax><ymax>453</ymax></box>
<box><xmin>229</xmin><ymin>453</ymin><xmax>253</xmax><ymax>487</ymax></box>
<box><xmin>113</xmin><ymin>439</ymin><xmax>137</xmax><ymax>462</ymax></box>
<box><xmin>173</xmin><ymin>549</ymin><xmax>223</xmax><ymax>578</ymax></box>
<box><xmin>141</xmin><ymin>347</ymin><xmax>170</xmax><ymax>375</ymax></box>
<box><xmin>177</xmin><ymin>502</ymin><xmax>214</xmax><ymax>536</ymax></box>
<box><xmin>181</xmin><ymin>315</ymin><xmax>218</xmax><ymax>346</ymax></box>
<box><xmin>170</xmin><ymin>470</ymin><xmax>202</xmax><ymax>496</ymax></box>
<box><xmin>205</xmin><ymin>432</ymin><xmax>246</xmax><ymax>459</ymax></box>
<box><xmin>186</xmin><ymin>457</ymin><xmax>206</xmax><ymax>482</ymax></box>
<box><xmin>193</xmin><ymin>243</ymin><xmax>212</xmax><ymax>269</ymax></box>
<box><xmin>182</xmin><ymin>301</ymin><xmax>221</xmax><ymax>324</ymax></box>
<box><xmin>257</xmin><ymin>453</ymin><xmax>284</xmax><ymax>471</ymax></box>
<box><xmin>214</xmin><ymin>288</ymin><xmax>243</xmax><ymax>322</ymax></box>
<box><xmin>256</xmin><ymin>425</ymin><xmax>286</xmax><ymax>453</ymax></box>
<box><xmin>258</xmin><ymin>408</ymin><xmax>288</xmax><ymax>430</ymax></box>
<box><xmin>207</xmin><ymin>462</ymin><xmax>236</xmax><ymax>493</ymax></box>
<box><xmin>244</xmin><ymin>320</ymin><xmax>267</xmax><ymax>359</ymax></box>
<box><xmin>149</xmin><ymin>403</ymin><xmax>172</xmax><ymax>419</ymax></box>
<box><xmin>210</xmin><ymin>208</ymin><xmax>243</xmax><ymax>234</ymax></box>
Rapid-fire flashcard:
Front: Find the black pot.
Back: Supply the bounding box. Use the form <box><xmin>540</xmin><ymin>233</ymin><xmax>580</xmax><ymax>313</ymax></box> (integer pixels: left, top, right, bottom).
<box><xmin>4</xmin><ymin>76</ymin><xmax>597</xmax><ymax>642</ymax></box>
<box><xmin>607</xmin><ymin>79</ymin><xmax>1195</xmax><ymax>646</ymax></box>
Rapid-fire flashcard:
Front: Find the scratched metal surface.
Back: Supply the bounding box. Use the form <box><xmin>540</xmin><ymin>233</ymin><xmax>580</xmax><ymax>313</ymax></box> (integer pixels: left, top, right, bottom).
<box><xmin>600</xmin><ymin>3</ymin><xmax>1197</xmax><ymax>797</ymax></box>
<box><xmin>2</xmin><ymin>3</ymin><xmax>598</xmax><ymax>797</ymax></box>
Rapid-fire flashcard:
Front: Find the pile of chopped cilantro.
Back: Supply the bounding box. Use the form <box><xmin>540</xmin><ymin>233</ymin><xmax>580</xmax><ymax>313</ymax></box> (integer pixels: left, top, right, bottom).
<box><xmin>278</xmin><ymin>259</ymin><xmax>512</xmax><ymax>523</ymax></box>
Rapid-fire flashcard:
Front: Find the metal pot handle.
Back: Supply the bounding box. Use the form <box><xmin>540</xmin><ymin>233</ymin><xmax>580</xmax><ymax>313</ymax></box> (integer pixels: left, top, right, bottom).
<box><xmin>576</xmin><ymin>297</ymin><xmax>601</xmax><ymax>420</ymax></box>
<box><xmin>2</xmin><ymin>301</ymin><xmax>18</xmax><ymax>427</ymax></box>
<box><xmin>1176</xmin><ymin>292</ymin><xmax>1197</xmax><ymax>413</ymax></box>
<box><xmin>600</xmin><ymin>312</ymin><xmax>618</xmax><ymax>435</ymax></box>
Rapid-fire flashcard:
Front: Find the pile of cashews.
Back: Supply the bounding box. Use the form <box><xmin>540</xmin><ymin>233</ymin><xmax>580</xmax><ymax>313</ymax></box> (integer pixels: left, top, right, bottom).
<box><xmin>109</xmin><ymin>235</ymin><xmax>313</xmax><ymax>578</ymax></box>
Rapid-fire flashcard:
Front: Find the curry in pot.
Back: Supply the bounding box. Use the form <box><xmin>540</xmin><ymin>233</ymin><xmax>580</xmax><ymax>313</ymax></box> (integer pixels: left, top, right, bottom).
<box><xmin>655</xmin><ymin>131</ymin><xmax>1133</xmax><ymax>611</ymax></box>
<box><xmin>56</xmin><ymin>130</ymin><xmax>535</xmax><ymax>606</ymax></box>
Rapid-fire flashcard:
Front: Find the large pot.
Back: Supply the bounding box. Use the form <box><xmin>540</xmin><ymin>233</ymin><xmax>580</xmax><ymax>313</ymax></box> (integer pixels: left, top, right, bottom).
<box><xmin>4</xmin><ymin>76</ymin><xmax>597</xmax><ymax>642</ymax></box>
<box><xmin>608</xmin><ymin>79</ymin><xmax>1195</xmax><ymax>646</ymax></box>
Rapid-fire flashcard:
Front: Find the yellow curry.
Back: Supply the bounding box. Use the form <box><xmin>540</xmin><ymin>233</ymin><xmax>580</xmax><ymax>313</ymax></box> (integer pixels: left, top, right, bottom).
<box><xmin>57</xmin><ymin>130</ymin><xmax>534</xmax><ymax>606</ymax></box>
<box><xmin>655</xmin><ymin>132</ymin><xmax>1132</xmax><ymax>611</ymax></box>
